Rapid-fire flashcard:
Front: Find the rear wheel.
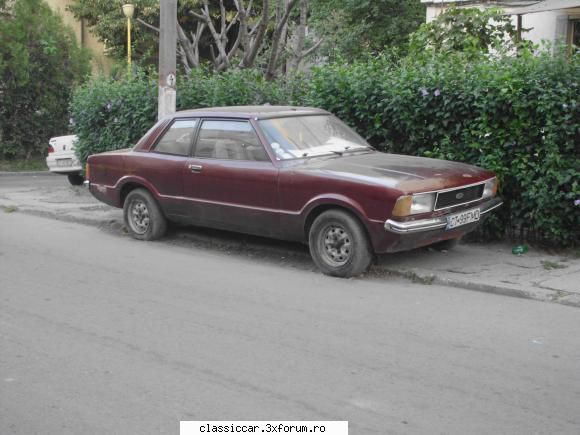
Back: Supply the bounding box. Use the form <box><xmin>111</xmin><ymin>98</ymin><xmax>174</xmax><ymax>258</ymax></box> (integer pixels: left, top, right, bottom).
<box><xmin>308</xmin><ymin>210</ymin><xmax>373</xmax><ymax>278</ymax></box>
<box><xmin>67</xmin><ymin>173</ymin><xmax>84</xmax><ymax>186</ymax></box>
<box><xmin>123</xmin><ymin>188</ymin><xmax>167</xmax><ymax>241</ymax></box>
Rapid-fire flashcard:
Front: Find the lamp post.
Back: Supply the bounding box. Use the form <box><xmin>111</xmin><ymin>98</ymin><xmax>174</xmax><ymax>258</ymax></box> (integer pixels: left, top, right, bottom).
<box><xmin>122</xmin><ymin>4</ymin><xmax>134</xmax><ymax>77</ymax></box>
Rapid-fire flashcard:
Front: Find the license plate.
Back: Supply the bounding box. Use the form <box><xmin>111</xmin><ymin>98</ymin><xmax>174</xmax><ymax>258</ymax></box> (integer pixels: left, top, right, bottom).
<box><xmin>446</xmin><ymin>208</ymin><xmax>480</xmax><ymax>229</ymax></box>
<box><xmin>56</xmin><ymin>159</ymin><xmax>73</xmax><ymax>167</ymax></box>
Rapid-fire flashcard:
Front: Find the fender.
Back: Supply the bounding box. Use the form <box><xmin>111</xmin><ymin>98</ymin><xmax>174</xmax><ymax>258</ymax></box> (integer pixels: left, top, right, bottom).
<box><xmin>113</xmin><ymin>175</ymin><xmax>163</xmax><ymax>207</ymax></box>
<box><xmin>300</xmin><ymin>193</ymin><xmax>370</xmax><ymax>222</ymax></box>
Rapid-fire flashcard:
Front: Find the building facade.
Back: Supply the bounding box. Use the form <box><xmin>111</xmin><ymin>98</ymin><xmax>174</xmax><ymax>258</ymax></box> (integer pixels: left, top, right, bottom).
<box><xmin>45</xmin><ymin>0</ymin><xmax>112</xmax><ymax>74</ymax></box>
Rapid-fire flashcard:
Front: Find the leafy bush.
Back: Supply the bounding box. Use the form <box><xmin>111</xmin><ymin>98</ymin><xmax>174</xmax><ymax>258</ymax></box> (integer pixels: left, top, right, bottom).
<box><xmin>70</xmin><ymin>51</ymin><xmax>579</xmax><ymax>246</ymax></box>
<box><xmin>178</xmin><ymin>68</ymin><xmax>293</xmax><ymax>109</ymax></box>
<box><xmin>71</xmin><ymin>70</ymin><xmax>158</xmax><ymax>165</ymax></box>
<box><xmin>0</xmin><ymin>0</ymin><xmax>90</xmax><ymax>160</ymax></box>
<box><xmin>409</xmin><ymin>7</ymin><xmax>519</xmax><ymax>57</ymax></box>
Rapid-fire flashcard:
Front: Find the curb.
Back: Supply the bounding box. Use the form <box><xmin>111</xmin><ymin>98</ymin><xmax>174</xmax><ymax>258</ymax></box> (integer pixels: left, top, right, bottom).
<box><xmin>0</xmin><ymin>171</ymin><xmax>51</xmax><ymax>176</ymax></box>
<box><xmin>379</xmin><ymin>267</ymin><xmax>580</xmax><ymax>308</ymax></box>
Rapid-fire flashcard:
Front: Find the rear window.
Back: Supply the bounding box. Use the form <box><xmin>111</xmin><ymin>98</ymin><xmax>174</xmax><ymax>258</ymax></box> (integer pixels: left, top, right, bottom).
<box><xmin>153</xmin><ymin>119</ymin><xmax>198</xmax><ymax>156</ymax></box>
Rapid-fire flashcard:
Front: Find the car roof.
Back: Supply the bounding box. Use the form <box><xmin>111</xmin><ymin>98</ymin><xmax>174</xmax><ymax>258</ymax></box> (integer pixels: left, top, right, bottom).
<box><xmin>171</xmin><ymin>105</ymin><xmax>330</xmax><ymax>120</ymax></box>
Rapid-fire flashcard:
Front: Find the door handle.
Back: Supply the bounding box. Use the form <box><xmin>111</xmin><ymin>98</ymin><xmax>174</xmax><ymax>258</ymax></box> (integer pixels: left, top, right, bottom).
<box><xmin>189</xmin><ymin>164</ymin><xmax>203</xmax><ymax>173</ymax></box>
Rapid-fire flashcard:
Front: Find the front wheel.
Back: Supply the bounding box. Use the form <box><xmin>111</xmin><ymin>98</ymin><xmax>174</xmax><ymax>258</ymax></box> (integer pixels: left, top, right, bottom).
<box><xmin>123</xmin><ymin>188</ymin><xmax>167</xmax><ymax>241</ymax></box>
<box><xmin>308</xmin><ymin>210</ymin><xmax>373</xmax><ymax>278</ymax></box>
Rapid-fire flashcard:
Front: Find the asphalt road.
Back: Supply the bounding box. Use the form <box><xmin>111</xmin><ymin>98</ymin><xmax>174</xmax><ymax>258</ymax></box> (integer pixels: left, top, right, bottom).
<box><xmin>0</xmin><ymin>172</ymin><xmax>64</xmax><ymax>189</ymax></box>
<box><xmin>1</xmin><ymin>212</ymin><xmax>579</xmax><ymax>435</ymax></box>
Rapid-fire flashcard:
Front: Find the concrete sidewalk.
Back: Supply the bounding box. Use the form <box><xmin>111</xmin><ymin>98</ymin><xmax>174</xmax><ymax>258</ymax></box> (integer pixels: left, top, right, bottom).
<box><xmin>1</xmin><ymin>176</ymin><xmax>578</xmax><ymax>307</ymax></box>
<box><xmin>376</xmin><ymin>243</ymin><xmax>580</xmax><ymax>307</ymax></box>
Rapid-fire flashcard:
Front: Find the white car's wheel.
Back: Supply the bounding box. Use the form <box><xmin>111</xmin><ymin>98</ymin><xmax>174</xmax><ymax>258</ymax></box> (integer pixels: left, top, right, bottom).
<box><xmin>67</xmin><ymin>173</ymin><xmax>84</xmax><ymax>186</ymax></box>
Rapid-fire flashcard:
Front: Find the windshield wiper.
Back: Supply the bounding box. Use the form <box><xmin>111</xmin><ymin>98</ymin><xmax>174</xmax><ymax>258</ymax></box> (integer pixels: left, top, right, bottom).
<box><xmin>343</xmin><ymin>145</ymin><xmax>374</xmax><ymax>154</ymax></box>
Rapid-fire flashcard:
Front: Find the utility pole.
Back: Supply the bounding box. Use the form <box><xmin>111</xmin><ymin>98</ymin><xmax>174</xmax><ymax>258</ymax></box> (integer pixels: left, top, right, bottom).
<box><xmin>158</xmin><ymin>0</ymin><xmax>177</xmax><ymax>120</ymax></box>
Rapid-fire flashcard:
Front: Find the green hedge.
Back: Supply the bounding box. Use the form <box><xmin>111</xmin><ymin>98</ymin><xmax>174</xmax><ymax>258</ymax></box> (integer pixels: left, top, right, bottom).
<box><xmin>300</xmin><ymin>52</ymin><xmax>579</xmax><ymax>246</ymax></box>
<box><xmin>71</xmin><ymin>52</ymin><xmax>580</xmax><ymax>247</ymax></box>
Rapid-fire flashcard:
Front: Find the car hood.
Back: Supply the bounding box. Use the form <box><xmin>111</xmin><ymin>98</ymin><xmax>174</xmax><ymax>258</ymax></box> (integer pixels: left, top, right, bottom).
<box><xmin>289</xmin><ymin>151</ymin><xmax>494</xmax><ymax>193</ymax></box>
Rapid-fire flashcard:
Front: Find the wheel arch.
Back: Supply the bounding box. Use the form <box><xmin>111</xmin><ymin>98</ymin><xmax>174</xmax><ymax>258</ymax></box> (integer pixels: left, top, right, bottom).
<box><xmin>303</xmin><ymin>199</ymin><xmax>372</xmax><ymax>243</ymax></box>
<box><xmin>115</xmin><ymin>177</ymin><xmax>161</xmax><ymax>208</ymax></box>
<box><xmin>119</xmin><ymin>181</ymin><xmax>154</xmax><ymax>208</ymax></box>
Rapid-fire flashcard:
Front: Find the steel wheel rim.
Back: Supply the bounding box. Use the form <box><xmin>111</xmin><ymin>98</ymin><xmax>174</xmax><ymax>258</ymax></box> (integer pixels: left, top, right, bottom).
<box><xmin>319</xmin><ymin>224</ymin><xmax>352</xmax><ymax>266</ymax></box>
<box><xmin>129</xmin><ymin>199</ymin><xmax>150</xmax><ymax>234</ymax></box>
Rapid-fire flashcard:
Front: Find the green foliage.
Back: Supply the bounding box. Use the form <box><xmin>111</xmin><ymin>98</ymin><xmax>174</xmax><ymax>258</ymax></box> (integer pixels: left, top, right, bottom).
<box><xmin>0</xmin><ymin>0</ymin><xmax>91</xmax><ymax>159</ymax></box>
<box><xmin>67</xmin><ymin>0</ymin><xmax>161</xmax><ymax>62</ymax></box>
<box><xmin>310</xmin><ymin>0</ymin><xmax>425</xmax><ymax>59</ymax></box>
<box><xmin>70</xmin><ymin>50</ymin><xmax>580</xmax><ymax>247</ymax></box>
<box><xmin>409</xmin><ymin>7</ymin><xmax>519</xmax><ymax>58</ymax></box>
<box><xmin>68</xmin><ymin>0</ymin><xmax>244</xmax><ymax>66</ymax></box>
<box><xmin>178</xmin><ymin>68</ymin><xmax>293</xmax><ymax>109</ymax></box>
<box><xmin>71</xmin><ymin>70</ymin><xmax>158</xmax><ymax>165</ymax></box>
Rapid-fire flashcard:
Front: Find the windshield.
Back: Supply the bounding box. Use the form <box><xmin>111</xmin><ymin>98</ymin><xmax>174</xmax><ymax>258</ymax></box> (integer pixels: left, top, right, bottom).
<box><xmin>258</xmin><ymin>115</ymin><xmax>370</xmax><ymax>160</ymax></box>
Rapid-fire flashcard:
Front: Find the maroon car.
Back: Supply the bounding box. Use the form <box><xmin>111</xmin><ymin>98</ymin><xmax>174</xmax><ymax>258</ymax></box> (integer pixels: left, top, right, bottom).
<box><xmin>86</xmin><ymin>106</ymin><xmax>502</xmax><ymax>277</ymax></box>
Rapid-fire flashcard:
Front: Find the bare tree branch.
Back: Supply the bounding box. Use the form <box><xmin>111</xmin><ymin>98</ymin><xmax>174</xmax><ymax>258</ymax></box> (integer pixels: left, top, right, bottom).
<box><xmin>241</xmin><ymin>0</ymin><xmax>270</xmax><ymax>68</ymax></box>
<box><xmin>265</xmin><ymin>0</ymin><xmax>299</xmax><ymax>80</ymax></box>
<box><xmin>302</xmin><ymin>37</ymin><xmax>323</xmax><ymax>58</ymax></box>
<box><xmin>136</xmin><ymin>18</ymin><xmax>159</xmax><ymax>33</ymax></box>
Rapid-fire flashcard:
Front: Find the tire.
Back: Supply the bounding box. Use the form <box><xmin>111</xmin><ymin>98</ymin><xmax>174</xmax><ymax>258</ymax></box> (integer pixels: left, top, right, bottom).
<box><xmin>431</xmin><ymin>237</ymin><xmax>461</xmax><ymax>251</ymax></box>
<box><xmin>123</xmin><ymin>188</ymin><xmax>167</xmax><ymax>241</ymax></box>
<box><xmin>308</xmin><ymin>209</ymin><xmax>373</xmax><ymax>278</ymax></box>
<box><xmin>67</xmin><ymin>173</ymin><xmax>84</xmax><ymax>186</ymax></box>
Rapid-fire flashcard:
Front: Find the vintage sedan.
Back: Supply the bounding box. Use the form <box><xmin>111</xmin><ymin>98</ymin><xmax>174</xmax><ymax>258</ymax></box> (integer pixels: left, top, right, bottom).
<box><xmin>86</xmin><ymin>106</ymin><xmax>502</xmax><ymax>277</ymax></box>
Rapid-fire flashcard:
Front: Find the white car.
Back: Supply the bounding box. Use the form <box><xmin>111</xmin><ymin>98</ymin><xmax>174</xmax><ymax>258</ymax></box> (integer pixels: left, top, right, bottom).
<box><xmin>46</xmin><ymin>135</ymin><xmax>84</xmax><ymax>185</ymax></box>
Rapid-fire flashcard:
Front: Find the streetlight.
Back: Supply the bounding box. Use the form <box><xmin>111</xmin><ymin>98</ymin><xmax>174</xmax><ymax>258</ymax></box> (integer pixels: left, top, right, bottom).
<box><xmin>122</xmin><ymin>4</ymin><xmax>134</xmax><ymax>77</ymax></box>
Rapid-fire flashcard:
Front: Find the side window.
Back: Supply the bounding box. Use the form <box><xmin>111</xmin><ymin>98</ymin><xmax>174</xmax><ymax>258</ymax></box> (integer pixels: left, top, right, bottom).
<box><xmin>195</xmin><ymin>120</ymin><xmax>270</xmax><ymax>162</ymax></box>
<box><xmin>153</xmin><ymin>119</ymin><xmax>197</xmax><ymax>156</ymax></box>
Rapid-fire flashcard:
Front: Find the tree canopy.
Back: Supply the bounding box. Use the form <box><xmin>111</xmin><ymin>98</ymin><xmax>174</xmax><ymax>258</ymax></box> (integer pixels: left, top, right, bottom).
<box><xmin>68</xmin><ymin>0</ymin><xmax>427</xmax><ymax>73</ymax></box>
<box><xmin>309</xmin><ymin>0</ymin><xmax>425</xmax><ymax>59</ymax></box>
<box><xmin>0</xmin><ymin>0</ymin><xmax>91</xmax><ymax>159</ymax></box>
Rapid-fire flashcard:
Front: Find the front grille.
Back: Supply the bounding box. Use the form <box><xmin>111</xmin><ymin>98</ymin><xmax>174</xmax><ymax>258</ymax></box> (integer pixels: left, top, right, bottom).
<box><xmin>435</xmin><ymin>184</ymin><xmax>484</xmax><ymax>210</ymax></box>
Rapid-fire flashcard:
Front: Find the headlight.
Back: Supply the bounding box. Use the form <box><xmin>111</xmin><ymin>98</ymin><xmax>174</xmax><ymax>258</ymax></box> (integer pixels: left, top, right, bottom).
<box><xmin>392</xmin><ymin>193</ymin><xmax>436</xmax><ymax>217</ymax></box>
<box><xmin>482</xmin><ymin>177</ymin><xmax>498</xmax><ymax>198</ymax></box>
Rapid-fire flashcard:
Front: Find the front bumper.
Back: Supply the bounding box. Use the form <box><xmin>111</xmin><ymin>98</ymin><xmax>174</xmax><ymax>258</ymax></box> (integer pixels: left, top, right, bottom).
<box><xmin>384</xmin><ymin>198</ymin><xmax>503</xmax><ymax>234</ymax></box>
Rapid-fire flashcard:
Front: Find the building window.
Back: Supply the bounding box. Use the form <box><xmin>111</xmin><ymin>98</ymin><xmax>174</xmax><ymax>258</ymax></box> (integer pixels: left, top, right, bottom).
<box><xmin>571</xmin><ymin>20</ymin><xmax>580</xmax><ymax>47</ymax></box>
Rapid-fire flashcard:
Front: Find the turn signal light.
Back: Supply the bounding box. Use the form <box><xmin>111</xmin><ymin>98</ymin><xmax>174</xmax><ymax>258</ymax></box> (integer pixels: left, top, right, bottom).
<box><xmin>392</xmin><ymin>195</ymin><xmax>412</xmax><ymax>217</ymax></box>
<box><xmin>85</xmin><ymin>163</ymin><xmax>90</xmax><ymax>181</ymax></box>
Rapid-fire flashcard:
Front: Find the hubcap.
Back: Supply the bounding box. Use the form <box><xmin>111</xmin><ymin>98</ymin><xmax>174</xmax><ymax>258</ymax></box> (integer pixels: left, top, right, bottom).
<box><xmin>129</xmin><ymin>200</ymin><xmax>150</xmax><ymax>234</ymax></box>
<box><xmin>320</xmin><ymin>224</ymin><xmax>352</xmax><ymax>266</ymax></box>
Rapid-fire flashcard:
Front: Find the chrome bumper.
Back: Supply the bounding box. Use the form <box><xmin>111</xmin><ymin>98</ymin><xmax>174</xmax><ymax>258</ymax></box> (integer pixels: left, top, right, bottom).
<box><xmin>83</xmin><ymin>180</ymin><xmax>90</xmax><ymax>188</ymax></box>
<box><xmin>385</xmin><ymin>200</ymin><xmax>503</xmax><ymax>234</ymax></box>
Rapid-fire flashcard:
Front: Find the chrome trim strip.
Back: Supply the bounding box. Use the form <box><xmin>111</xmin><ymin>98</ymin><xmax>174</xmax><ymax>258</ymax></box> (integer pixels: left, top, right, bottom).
<box><xmin>480</xmin><ymin>201</ymin><xmax>503</xmax><ymax>215</ymax></box>
<box><xmin>385</xmin><ymin>218</ymin><xmax>447</xmax><ymax>234</ymax></box>
<box><xmin>411</xmin><ymin>177</ymin><xmax>494</xmax><ymax>196</ymax></box>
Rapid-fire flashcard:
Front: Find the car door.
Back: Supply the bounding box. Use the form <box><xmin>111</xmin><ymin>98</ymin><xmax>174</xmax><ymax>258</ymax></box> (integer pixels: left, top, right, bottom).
<box><xmin>183</xmin><ymin>118</ymin><xmax>281</xmax><ymax>237</ymax></box>
<box><xmin>142</xmin><ymin>118</ymin><xmax>198</xmax><ymax>218</ymax></box>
